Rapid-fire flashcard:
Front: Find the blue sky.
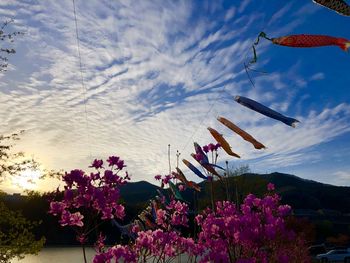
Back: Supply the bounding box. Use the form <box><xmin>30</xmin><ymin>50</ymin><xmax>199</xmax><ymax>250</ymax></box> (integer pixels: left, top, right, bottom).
<box><xmin>0</xmin><ymin>0</ymin><xmax>350</xmax><ymax>193</ymax></box>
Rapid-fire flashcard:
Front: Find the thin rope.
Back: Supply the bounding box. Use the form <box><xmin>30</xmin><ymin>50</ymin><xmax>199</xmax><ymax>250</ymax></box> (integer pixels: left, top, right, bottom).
<box><xmin>180</xmin><ymin>94</ymin><xmax>219</xmax><ymax>153</ymax></box>
<box><xmin>72</xmin><ymin>0</ymin><xmax>91</xmax><ymax>157</ymax></box>
<box><xmin>243</xmin><ymin>1</ymin><xmax>283</xmax><ymax>88</ymax></box>
<box><xmin>180</xmin><ymin>2</ymin><xmax>276</xmax><ymax>155</ymax></box>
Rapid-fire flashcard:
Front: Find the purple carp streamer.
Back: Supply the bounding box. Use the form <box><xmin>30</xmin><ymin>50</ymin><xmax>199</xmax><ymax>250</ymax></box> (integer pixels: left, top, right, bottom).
<box><xmin>182</xmin><ymin>159</ymin><xmax>208</xmax><ymax>180</ymax></box>
<box><xmin>313</xmin><ymin>0</ymin><xmax>350</xmax><ymax>16</ymax></box>
<box><xmin>234</xmin><ymin>96</ymin><xmax>300</xmax><ymax>128</ymax></box>
<box><xmin>191</xmin><ymin>153</ymin><xmax>222</xmax><ymax>178</ymax></box>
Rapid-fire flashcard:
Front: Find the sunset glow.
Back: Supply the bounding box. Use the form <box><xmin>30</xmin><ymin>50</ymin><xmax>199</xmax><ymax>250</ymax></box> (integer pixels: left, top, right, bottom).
<box><xmin>11</xmin><ymin>169</ymin><xmax>41</xmax><ymax>191</ymax></box>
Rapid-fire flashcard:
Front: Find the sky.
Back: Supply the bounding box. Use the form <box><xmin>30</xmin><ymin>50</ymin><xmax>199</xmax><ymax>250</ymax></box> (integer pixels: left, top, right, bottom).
<box><xmin>1</xmin><ymin>0</ymin><xmax>350</xmax><ymax>193</ymax></box>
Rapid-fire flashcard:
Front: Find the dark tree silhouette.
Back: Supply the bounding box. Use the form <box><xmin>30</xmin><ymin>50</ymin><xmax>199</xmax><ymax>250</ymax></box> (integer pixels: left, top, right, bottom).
<box><xmin>0</xmin><ymin>131</ymin><xmax>38</xmax><ymax>182</ymax></box>
<box><xmin>0</xmin><ymin>132</ymin><xmax>45</xmax><ymax>263</ymax></box>
<box><xmin>0</xmin><ymin>21</ymin><xmax>45</xmax><ymax>261</ymax></box>
<box><xmin>0</xmin><ymin>19</ymin><xmax>22</xmax><ymax>72</ymax></box>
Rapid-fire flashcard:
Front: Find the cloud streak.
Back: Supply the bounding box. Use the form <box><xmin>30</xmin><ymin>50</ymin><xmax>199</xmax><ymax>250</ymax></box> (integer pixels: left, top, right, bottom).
<box><xmin>0</xmin><ymin>0</ymin><xmax>349</xmax><ymax>192</ymax></box>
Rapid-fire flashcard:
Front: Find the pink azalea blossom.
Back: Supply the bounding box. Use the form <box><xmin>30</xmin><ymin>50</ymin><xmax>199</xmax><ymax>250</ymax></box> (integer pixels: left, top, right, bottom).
<box><xmin>208</xmin><ymin>143</ymin><xmax>216</xmax><ymax>152</ymax></box>
<box><xmin>49</xmin><ymin>201</ymin><xmax>66</xmax><ymax>216</ymax></box>
<box><xmin>178</xmin><ymin>184</ymin><xmax>185</xmax><ymax>191</ymax></box>
<box><xmin>267</xmin><ymin>182</ymin><xmax>275</xmax><ymax>191</ymax></box>
<box><xmin>202</xmin><ymin>145</ymin><xmax>209</xmax><ymax>153</ymax></box>
<box><xmin>70</xmin><ymin>212</ymin><xmax>84</xmax><ymax>227</ymax></box>
<box><xmin>154</xmin><ymin>174</ymin><xmax>162</xmax><ymax>180</ymax></box>
<box><xmin>76</xmin><ymin>233</ymin><xmax>87</xmax><ymax>244</ymax></box>
<box><xmin>90</xmin><ymin>159</ymin><xmax>103</xmax><ymax>169</ymax></box>
<box><xmin>107</xmin><ymin>156</ymin><xmax>120</xmax><ymax>167</ymax></box>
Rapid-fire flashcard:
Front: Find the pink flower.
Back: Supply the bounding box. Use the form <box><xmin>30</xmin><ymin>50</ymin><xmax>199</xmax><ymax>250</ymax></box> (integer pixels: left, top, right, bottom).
<box><xmin>116</xmin><ymin>159</ymin><xmax>126</xmax><ymax>170</ymax></box>
<box><xmin>107</xmin><ymin>156</ymin><xmax>120</xmax><ymax>166</ymax></box>
<box><xmin>94</xmin><ymin>232</ymin><xmax>105</xmax><ymax>252</ymax></box>
<box><xmin>70</xmin><ymin>212</ymin><xmax>84</xmax><ymax>227</ymax></box>
<box><xmin>156</xmin><ymin>209</ymin><xmax>167</xmax><ymax>226</ymax></box>
<box><xmin>93</xmin><ymin>252</ymin><xmax>113</xmax><ymax>263</ymax></box>
<box><xmin>111</xmin><ymin>245</ymin><xmax>136</xmax><ymax>262</ymax></box>
<box><xmin>90</xmin><ymin>159</ymin><xmax>103</xmax><ymax>169</ymax></box>
<box><xmin>267</xmin><ymin>182</ymin><xmax>275</xmax><ymax>191</ymax></box>
<box><xmin>49</xmin><ymin>201</ymin><xmax>66</xmax><ymax>216</ymax></box>
<box><xmin>162</xmin><ymin>174</ymin><xmax>172</xmax><ymax>185</ymax></box>
<box><xmin>208</xmin><ymin>143</ymin><xmax>216</xmax><ymax>152</ymax></box>
<box><xmin>131</xmin><ymin>224</ymin><xmax>140</xmax><ymax>234</ymax></box>
<box><xmin>154</xmin><ymin>175</ymin><xmax>162</xmax><ymax>180</ymax></box>
<box><xmin>114</xmin><ymin>204</ymin><xmax>125</xmax><ymax>219</ymax></box>
<box><xmin>77</xmin><ymin>233</ymin><xmax>87</xmax><ymax>244</ymax></box>
<box><xmin>278</xmin><ymin>205</ymin><xmax>291</xmax><ymax>216</ymax></box>
<box><xmin>214</xmin><ymin>143</ymin><xmax>221</xmax><ymax>150</ymax></box>
<box><xmin>59</xmin><ymin>210</ymin><xmax>72</xmax><ymax>226</ymax></box>
<box><xmin>178</xmin><ymin>184</ymin><xmax>185</xmax><ymax>191</ymax></box>
<box><xmin>203</xmin><ymin>145</ymin><xmax>209</xmax><ymax>153</ymax></box>
<box><xmin>101</xmin><ymin>207</ymin><xmax>113</xmax><ymax>220</ymax></box>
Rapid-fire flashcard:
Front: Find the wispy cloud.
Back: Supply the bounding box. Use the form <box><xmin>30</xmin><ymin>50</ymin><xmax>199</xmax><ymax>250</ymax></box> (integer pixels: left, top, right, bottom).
<box><xmin>0</xmin><ymin>0</ymin><xmax>349</xmax><ymax>192</ymax></box>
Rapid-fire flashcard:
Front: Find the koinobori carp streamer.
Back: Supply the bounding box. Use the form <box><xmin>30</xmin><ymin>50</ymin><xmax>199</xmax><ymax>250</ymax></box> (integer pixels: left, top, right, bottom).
<box><xmin>191</xmin><ymin>153</ymin><xmax>222</xmax><ymax>179</ymax></box>
<box><xmin>169</xmin><ymin>181</ymin><xmax>186</xmax><ymax>202</ymax></box>
<box><xmin>175</xmin><ymin>167</ymin><xmax>201</xmax><ymax>192</ymax></box>
<box><xmin>271</xmin><ymin>34</ymin><xmax>350</xmax><ymax>51</ymax></box>
<box><xmin>182</xmin><ymin>159</ymin><xmax>208</xmax><ymax>180</ymax></box>
<box><xmin>234</xmin><ymin>96</ymin><xmax>300</xmax><ymax>128</ymax></box>
<box><xmin>249</xmin><ymin>32</ymin><xmax>350</xmax><ymax>67</ymax></box>
<box><xmin>313</xmin><ymin>0</ymin><xmax>350</xmax><ymax>16</ymax></box>
<box><xmin>217</xmin><ymin>116</ymin><xmax>266</xmax><ymax>149</ymax></box>
<box><xmin>207</xmin><ymin>127</ymin><xmax>240</xmax><ymax>158</ymax></box>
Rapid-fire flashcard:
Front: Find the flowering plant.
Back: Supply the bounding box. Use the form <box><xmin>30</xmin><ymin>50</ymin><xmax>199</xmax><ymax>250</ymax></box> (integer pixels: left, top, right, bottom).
<box><xmin>93</xmin><ymin>184</ymin><xmax>310</xmax><ymax>262</ymax></box>
<box><xmin>50</xmin><ymin>154</ymin><xmax>310</xmax><ymax>263</ymax></box>
<box><xmin>49</xmin><ymin>156</ymin><xmax>130</xmax><ymax>262</ymax></box>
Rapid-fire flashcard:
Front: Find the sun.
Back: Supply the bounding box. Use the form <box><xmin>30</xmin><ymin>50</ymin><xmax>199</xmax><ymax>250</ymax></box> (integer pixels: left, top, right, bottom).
<box><xmin>12</xmin><ymin>169</ymin><xmax>41</xmax><ymax>191</ymax></box>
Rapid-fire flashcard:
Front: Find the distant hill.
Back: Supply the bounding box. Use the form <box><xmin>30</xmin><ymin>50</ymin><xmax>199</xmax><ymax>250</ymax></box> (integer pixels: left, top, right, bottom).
<box><xmin>118</xmin><ymin>172</ymin><xmax>350</xmax><ymax>213</ymax></box>
<box><xmin>120</xmin><ymin>180</ymin><xmax>160</xmax><ymax>204</ymax></box>
<box><xmin>3</xmin><ymin>172</ymin><xmax>350</xmax><ymax>213</ymax></box>
<box><xmin>251</xmin><ymin>172</ymin><xmax>350</xmax><ymax>213</ymax></box>
<box><xmin>2</xmin><ymin>172</ymin><xmax>350</xmax><ymax>245</ymax></box>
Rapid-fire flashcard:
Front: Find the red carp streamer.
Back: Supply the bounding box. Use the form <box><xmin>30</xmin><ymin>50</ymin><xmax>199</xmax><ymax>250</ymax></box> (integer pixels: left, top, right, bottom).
<box><xmin>272</xmin><ymin>34</ymin><xmax>350</xmax><ymax>51</ymax></box>
<box><xmin>313</xmin><ymin>0</ymin><xmax>350</xmax><ymax>16</ymax></box>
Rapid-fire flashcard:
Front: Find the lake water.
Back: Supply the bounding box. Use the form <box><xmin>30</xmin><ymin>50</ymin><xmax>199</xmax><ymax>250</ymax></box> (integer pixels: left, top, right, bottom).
<box><xmin>11</xmin><ymin>247</ymin><xmax>96</xmax><ymax>263</ymax></box>
<box><xmin>11</xmin><ymin>247</ymin><xmax>191</xmax><ymax>262</ymax></box>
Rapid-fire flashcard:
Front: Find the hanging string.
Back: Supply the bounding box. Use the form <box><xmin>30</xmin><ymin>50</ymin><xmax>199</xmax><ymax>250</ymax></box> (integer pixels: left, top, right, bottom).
<box><xmin>179</xmin><ymin>2</ymin><xmax>280</xmax><ymax>155</ymax></box>
<box><xmin>243</xmin><ymin>1</ymin><xmax>285</xmax><ymax>88</ymax></box>
<box><xmin>180</xmin><ymin>94</ymin><xmax>219</xmax><ymax>153</ymax></box>
<box><xmin>72</xmin><ymin>0</ymin><xmax>91</xmax><ymax>157</ymax></box>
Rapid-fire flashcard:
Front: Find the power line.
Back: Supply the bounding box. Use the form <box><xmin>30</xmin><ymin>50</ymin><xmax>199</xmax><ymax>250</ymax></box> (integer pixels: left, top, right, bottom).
<box><xmin>72</xmin><ymin>0</ymin><xmax>91</xmax><ymax>156</ymax></box>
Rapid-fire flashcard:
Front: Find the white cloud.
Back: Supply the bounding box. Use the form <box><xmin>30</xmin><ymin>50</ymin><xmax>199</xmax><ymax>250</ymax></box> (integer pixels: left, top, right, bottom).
<box><xmin>333</xmin><ymin>171</ymin><xmax>350</xmax><ymax>180</ymax></box>
<box><xmin>309</xmin><ymin>72</ymin><xmax>325</xmax><ymax>81</ymax></box>
<box><xmin>0</xmin><ymin>1</ymin><xmax>349</xmax><ymax>193</ymax></box>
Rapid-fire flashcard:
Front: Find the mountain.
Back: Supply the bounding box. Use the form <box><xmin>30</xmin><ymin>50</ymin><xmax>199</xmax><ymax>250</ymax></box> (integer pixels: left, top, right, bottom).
<box><xmin>2</xmin><ymin>172</ymin><xmax>350</xmax><ymax>245</ymax></box>
<box><xmin>250</xmin><ymin>172</ymin><xmax>350</xmax><ymax>213</ymax></box>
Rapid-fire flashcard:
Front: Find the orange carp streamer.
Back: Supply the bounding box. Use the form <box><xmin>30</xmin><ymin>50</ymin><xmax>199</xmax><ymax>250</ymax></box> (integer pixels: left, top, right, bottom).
<box><xmin>207</xmin><ymin>127</ymin><xmax>240</xmax><ymax>158</ymax></box>
<box><xmin>217</xmin><ymin>116</ymin><xmax>266</xmax><ymax>150</ymax></box>
<box><xmin>272</xmin><ymin>34</ymin><xmax>350</xmax><ymax>52</ymax></box>
<box><xmin>313</xmin><ymin>0</ymin><xmax>350</xmax><ymax>16</ymax></box>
